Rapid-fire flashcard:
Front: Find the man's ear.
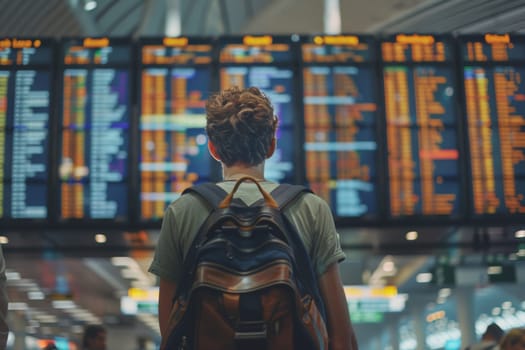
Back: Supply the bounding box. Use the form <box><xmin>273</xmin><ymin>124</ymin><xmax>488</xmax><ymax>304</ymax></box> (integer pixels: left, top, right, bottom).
<box><xmin>266</xmin><ymin>138</ymin><xmax>276</xmax><ymax>158</ymax></box>
<box><xmin>208</xmin><ymin>141</ymin><xmax>221</xmax><ymax>161</ymax></box>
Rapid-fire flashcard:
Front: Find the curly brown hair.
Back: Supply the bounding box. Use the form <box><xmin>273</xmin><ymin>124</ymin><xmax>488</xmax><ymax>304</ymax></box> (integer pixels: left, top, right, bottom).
<box><xmin>205</xmin><ymin>86</ymin><xmax>278</xmax><ymax>167</ymax></box>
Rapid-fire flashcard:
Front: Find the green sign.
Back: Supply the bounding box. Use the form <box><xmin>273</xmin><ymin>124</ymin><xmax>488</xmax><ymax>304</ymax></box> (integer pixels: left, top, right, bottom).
<box><xmin>349</xmin><ymin>310</ymin><xmax>384</xmax><ymax>323</ymax></box>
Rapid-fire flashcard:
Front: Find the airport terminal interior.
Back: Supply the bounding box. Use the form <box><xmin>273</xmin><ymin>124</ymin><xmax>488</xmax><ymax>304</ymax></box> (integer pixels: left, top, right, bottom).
<box><xmin>1</xmin><ymin>0</ymin><xmax>525</xmax><ymax>349</ymax></box>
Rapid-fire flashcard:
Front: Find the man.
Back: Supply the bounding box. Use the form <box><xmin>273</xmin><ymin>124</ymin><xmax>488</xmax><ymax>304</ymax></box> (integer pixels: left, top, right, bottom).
<box><xmin>82</xmin><ymin>324</ymin><xmax>107</xmax><ymax>350</ymax></box>
<box><xmin>149</xmin><ymin>86</ymin><xmax>358</xmax><ymax>349</ymax></box>
<box><xmin>465</xmin><ymin>323</ymin><xmax>505</xmax><ymax>350</ymax></box>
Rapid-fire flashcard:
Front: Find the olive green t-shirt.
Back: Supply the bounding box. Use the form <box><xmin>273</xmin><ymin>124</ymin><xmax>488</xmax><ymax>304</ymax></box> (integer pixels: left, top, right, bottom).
<box><xmin>148</xmin><ymin>181</ymin><xmax>345</xmax><ymax>283</ymax></box>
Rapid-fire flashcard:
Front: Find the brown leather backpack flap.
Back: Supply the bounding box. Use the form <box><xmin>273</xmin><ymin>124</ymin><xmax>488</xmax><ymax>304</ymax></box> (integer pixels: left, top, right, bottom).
<box><xmin>192</xmin><ymin>261</ymin><xmax>295</xmax><ymax>292</ymax></box>
<box><xmin>194</xmin><ymin>289</ymin><xmax>236</xmax><ymax>350</ymax></box>
<box><xmin>261</xmin><ymin>286</ymin><xmax>294</xmax><ymax>349</ymax></box>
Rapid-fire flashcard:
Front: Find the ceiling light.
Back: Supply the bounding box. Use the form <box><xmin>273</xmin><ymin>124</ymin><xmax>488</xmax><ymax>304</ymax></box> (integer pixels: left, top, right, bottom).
<box><xmin>382</xmin><ymin>261</ymin><xmax>395</xmax><ymax>273</ymax></box>
<box><xmin>487</xmin><ymin>266</ymin><xmax>503</xmax><ymax>275</ymax></box>
<box><xmin>406</xmin><ymin>231</ymin><xmax>418</xmax><ymax>241</ymax></box>
<box><xmin>52</xmin><ymin>300</ymin><xmax>76</xmax><ymax>309</ymax></box>
<box><xmin>416</xmin><ymin>273</ymin><xmax>432</xmax><ymax>283</ymax></box>
<box><xmin>502</xmin><ymin>301</ymin><xmax>512</xmax><ymax>309</ymax></box>
<box><xmin>35</xmin><ymin>315</ymin><xmax>59</xmax><ymax>323</ymax></box>
<box><xmin>5</xmin><ymin>271</ymin><xmax>20</xmax><ymax>280</ymax></box>
<box><xmin>438</xmin><ymin>288</ymin><xmax>451</xmax><ymax>298</ymax></box>
<box><xmin>94</xmin><ymin>233</ymin><xmax>107</xmax><ymax>244</ymax></box>
<box><xmin>515</xmin><ymin>230</ymin><xmax>525</xmax><ymax>239</ymax></box>
<box><xmin>8</xmin><ymin>302</ymin><xmax>28</xmax><ymax>310</ymax></box>
<box><xmin>111</xmin><ymin>256</ymin><xmax>135</xmax><ymax>266</ymax></box>
<box><xmin>121</xmin><ymin>269</ymin><xmax>140</xmax><ymax>279</ymax></box>
<box><xmin>492</xmin><ymin>307</ymin><xmax>501</xmax><ymax>316</ymax></box>
<box><xmin>27</xmin><ymin>291</ymin><xmax>45</xmax><ymax>300</ymax></box>
<box><xmin>84</xmin><ymin>0</ymin><xmax>97</xmax><ymax>11</ymax></box>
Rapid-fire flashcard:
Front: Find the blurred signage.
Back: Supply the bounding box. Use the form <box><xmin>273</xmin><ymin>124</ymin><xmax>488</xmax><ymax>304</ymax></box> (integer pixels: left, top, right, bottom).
<box><xmin>344</xmin><ymin>285</ymin><xmax>398</xmax><ymax>298</ymax></box>
<box><xmin>350</xmin><ymin>311</ymin><xmax>384</xmax><ymax>323</ymax></box>
<box><xmin>120</xmin><ymin>287</ymin><xmax>159</xmax><ymax>315</ymax></box>
<box><xmin>347</xmin><ymin>295</ymin><xmax>407</xmax><ymax>313</ymax></box>
<box><xmin>344</xmin><ymin>285</ymin><xmax>407</xmax><ymax>313</ymax></box>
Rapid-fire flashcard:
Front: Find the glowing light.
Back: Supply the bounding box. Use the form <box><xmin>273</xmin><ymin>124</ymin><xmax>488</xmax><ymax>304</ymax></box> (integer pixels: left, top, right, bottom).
<box><xmin>406</xmin><ymin>231</ymin><xmax>418</xmax><ymax>241</ymax></box>
<box><xmin>416</xmin><ymin>273</ymin><xmax>433</xmax><ymax>283</ymax></box>
<box><xmin>94</xmin><ymin>233</ymin><xmax>107</xmax><ymax>244</ymax></box>
<box><xmin>84</xmin><ymin>0</ymin><xmax>97</xmax><ymax>11</ymax></box>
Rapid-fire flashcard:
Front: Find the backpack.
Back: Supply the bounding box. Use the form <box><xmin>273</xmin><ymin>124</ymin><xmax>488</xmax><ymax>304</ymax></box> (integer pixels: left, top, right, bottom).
<box><xmin>161</xmin><ymin>176</ymin><xmax>329</xmax><ymax>350</ymax></box>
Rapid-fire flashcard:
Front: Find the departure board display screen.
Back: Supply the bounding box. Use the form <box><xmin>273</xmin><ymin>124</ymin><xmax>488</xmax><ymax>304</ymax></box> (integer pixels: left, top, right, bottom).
<box><xmin>58</xmin><ymin>38</ymin><xmax>131</xmax><ymax>221</ymax></box>
<box><xmin>301</xmin><ymin>35</ymin><xmax>380</xmax><ymax>218</ymax></box>
<box><xmin>139</xmin><ymin>37</ymin><xmax>214</xmax><ymax>221</ymax></box>
<box><xmin>381</xmin><ymin>34</ymin><xmax>462</xmax><ymax>218</ymax></box>
<box><xmin>0</xmin><ymin>38</ymin><xmax>52</xmax><ymax>220</ymax></box>
<box><xmin>460</xmin><ymin>34</ymin><xmax>525</xmax><ymax>216</ymax></box>
<box><xmin>219</xmin><ymin>35</ymin><xmax>298</xmax><ymax>183</ymax></box>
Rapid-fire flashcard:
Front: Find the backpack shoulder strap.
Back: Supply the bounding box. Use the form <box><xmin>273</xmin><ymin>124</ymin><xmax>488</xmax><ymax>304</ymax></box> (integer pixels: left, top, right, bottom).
<box><xmin>270</xmin><ymin>184</ymin><xmax>312</xmax><ymax>210</ymax></box>
<box><xmin>182</xmin><ymin>182</ymin><xmax>228</xmax><ymax>208</ymax></box>
<box><xmin>268</xmin><ymin>184</ymin><xmax>328</xmax><ymax>319</ymax></box>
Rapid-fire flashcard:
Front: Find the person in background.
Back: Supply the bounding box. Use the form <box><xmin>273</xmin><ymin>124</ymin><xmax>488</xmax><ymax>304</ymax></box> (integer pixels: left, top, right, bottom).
<box><xmin>0</xmin><ymin>245</ymin><xmax>8</xmax><ymax>349</ymax></box>
<box><xmin>82</xmin><ymin>324</ymin><xmax>107</xmax><ymax>350</ymax></box>
<box><xmin>42</xmin><ymin>341</ymin><xmax>58</xmax><ymax>350</ymax></box>
<box><xmin>500</xmin><ymin>328</ymin><xmax>525</xmax><ymax>350</ymax></box>
<box><xmin>464</xmin><ymin>323</ymin><xmax>505</xmax><ymax>350</ymax></box>
<box><xmin>149</xmin><ymin>86</ymin><xmax>358</xmax><ymax>349</ymax></box>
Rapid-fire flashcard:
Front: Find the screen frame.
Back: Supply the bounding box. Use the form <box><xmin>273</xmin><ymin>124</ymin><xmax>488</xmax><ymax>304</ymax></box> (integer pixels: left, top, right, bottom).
<box><xmin>298</xmin><ymin>34</ymin><xmax>386</xmax><ymax>224</ymax></box>
<box><xmin>54</xmin><ymin>37</ymin><xmax>135</xmax><ymax>228</ymax></box>
<box><xmin>457</xmin><ymin>33</ymin><xmax>525</xmax><ymax>224</ymax></box>
<box><xmin>378</xmin><ymin>33</ymin><xmax>468</xmax><ymax>224</ymax></box>
<box><xmin>0</xmin><ymin>37</ymin><xmax>56</xmax><ymax>228</ymax></box>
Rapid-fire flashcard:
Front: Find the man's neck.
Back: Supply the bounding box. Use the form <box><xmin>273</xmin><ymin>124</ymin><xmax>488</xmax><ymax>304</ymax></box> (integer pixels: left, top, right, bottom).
<box><xmin>222</xmin><ymin>164</ymin><xmax>265</xmax><ymax>181</ymax></box>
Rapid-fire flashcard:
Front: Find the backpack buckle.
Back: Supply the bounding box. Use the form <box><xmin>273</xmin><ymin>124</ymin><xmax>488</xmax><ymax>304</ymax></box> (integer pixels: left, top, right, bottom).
<box><xmin>234</xmin><ymin>321</ymin><xmax>268</xmax><ymax>340</ymax></box>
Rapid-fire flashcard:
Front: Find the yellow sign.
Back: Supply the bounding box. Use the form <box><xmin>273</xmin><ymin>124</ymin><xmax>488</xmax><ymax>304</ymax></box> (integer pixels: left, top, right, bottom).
<box><xmin>128</xmin><ymin>287</ymin><xmax>159</xmax><ymax>301</ymax></box>
<box><xmin>83</xmin><ymin>37</ymin><xmax>110</xmax><ymax>48</ymax></box>
<box><xmin>163</xmin><ymin>37</ymin><xmax>189</xmax><ymax>47</ymax></box>
<box><xmin>0</xmin><ymin>38</ymin><xmax>42</xmax><ymax>49</ymax></box>
<box><xmin>313</xmin><ymin>35</ymin><xmax>359</xmax><ymax>46</ymax></box>
<box><xmin>344</xmin><ymin>285</ymin><xmax>398</xmax><ymax>298</ymax></box>
<box><xmin>395</xmin><ymin>34</ymin><xmax>435</xmax><ymax>45</ymax></box>
<box><xmin>243</xmin><ymin>35</ymin><xmax>273</xmax><ymax>46</ymax></box>
<box><xmin>484</xmin><ymin>33</ymin><xmax>511</xmax><ymax>44</ymax></box>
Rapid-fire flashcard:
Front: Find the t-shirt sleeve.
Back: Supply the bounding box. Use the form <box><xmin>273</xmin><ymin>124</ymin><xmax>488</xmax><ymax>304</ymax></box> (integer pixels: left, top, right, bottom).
<box><xmin>309</xmin><ymin>195</ymin><xmax>346</xmax><ymax>276</ymax></box>
<box><xmin>148</xmin><ymin>204</ymin><xmax>183</xmax><ymax>282</ymax></box>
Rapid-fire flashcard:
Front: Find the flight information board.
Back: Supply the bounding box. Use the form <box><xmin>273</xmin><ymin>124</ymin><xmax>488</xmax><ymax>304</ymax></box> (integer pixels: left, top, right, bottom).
<box><xmin>381</xmin><ymin>34</ymin><xmax>462</xmax><ymax>218</ymax></box>
<box><xmin>301</xmin><ymin>35</ymin><xmax>380</xmax><ymax>218</ymax></box>
<box><xmin>218</xmin><ymin>35</ymin><xmax>298</xmax><ymax>183</ymax></box>
<box><xmin>58</xmin><ymin>38</ymin><xmax>131</xmax><ymax>221</ymax></box>
<box><xmin>139</xmin><ymin>37</ymin><xmax>214</xmax><ymax>221</ymax></box>
<box><xmin>0</xmin><ymin>38</ymin><xmax>53</xmax><ymax>220</ymax></box>
<box><xmin>460</xmin><ymin>34</ymin><xmax>525</xmax><ymax>216</ymax></box>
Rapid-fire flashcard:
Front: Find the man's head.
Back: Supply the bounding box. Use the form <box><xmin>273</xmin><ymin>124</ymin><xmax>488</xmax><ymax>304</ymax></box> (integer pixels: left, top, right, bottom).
<box><xmin>82</xmin><ymin>324</ymin><xmax>106</xmax><ymax>350</ymax></box>
<box><xmin>205</xmin><ymin>86</ymin><xmax>278</xmax><ymax>167</ymax></box>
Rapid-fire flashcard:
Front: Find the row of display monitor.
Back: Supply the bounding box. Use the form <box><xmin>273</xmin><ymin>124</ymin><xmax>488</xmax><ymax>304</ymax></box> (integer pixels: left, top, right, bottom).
<box><xmin>1</xmin><ymin>34</ymin><xmax>524</xmax><ymax>227</ymax></box>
